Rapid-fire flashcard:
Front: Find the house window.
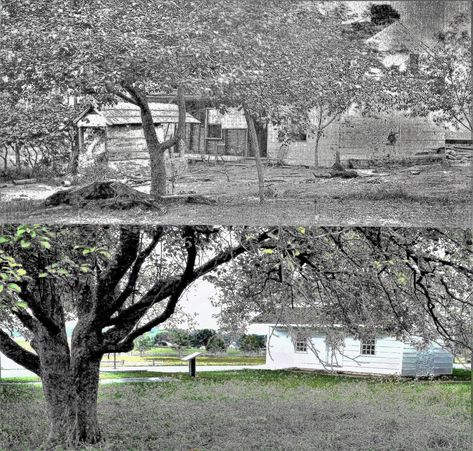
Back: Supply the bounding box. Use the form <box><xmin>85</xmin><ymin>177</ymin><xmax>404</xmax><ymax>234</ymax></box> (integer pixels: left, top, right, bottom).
<box><xmin>207</xmin><ymin>123</ymin><xmax>222</xmax><ymax>140</ymax></box>
<box><xmin>361</xmin><ymin>338</ymin><xmax>376</xmax><ymax>355</ymax></box>
<box><xmin>292</xmin><ymin>132</ymin><xmax>307</xmax><ymax>142</ymax></box>
<box><xmin>294</xmin><ymin>337</ymin><xmax>308</xmax><ymax>353</ymax></box>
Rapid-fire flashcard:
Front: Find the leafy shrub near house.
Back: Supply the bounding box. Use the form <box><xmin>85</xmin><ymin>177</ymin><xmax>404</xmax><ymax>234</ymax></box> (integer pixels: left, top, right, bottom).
<box><xmin>206</xmin><ymin>335</ymin><xmax>226</xmax><ymax>353</ymax></box>
<box><xmin>239</xmin><ymin>334</ymin><xmax>266</xmax><ymax>352</ymax></box>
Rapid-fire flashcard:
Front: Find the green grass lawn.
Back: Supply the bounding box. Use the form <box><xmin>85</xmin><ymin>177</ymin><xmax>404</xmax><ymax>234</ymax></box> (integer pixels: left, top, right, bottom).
<box><xmin>0</xmin><ymin>369</ymin><xmax>470</xmax><ymax>450</ymax></box>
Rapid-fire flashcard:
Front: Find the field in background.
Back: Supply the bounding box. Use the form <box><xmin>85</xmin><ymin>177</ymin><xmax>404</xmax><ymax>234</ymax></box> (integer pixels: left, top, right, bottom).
<box><xmin>101</xmin><ymin>347</ymin><xmax>265</xmax><ymax>368</ymax></box>
<box><xmin>0</xmin><ymin>369</ymin><xmax>470</xmax><ymax>450</ymax></box>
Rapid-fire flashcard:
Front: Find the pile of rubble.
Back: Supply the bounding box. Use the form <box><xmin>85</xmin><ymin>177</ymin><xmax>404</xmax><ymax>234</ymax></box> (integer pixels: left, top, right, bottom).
<box><xmin>445</xmin><ymin>144</ymin><xmax>473</xmax><ymax>163</ymax></box>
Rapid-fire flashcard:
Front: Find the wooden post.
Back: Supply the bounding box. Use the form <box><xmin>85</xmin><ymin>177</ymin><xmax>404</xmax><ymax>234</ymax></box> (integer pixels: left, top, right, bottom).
<box><xmin>182</xmin><ymin>352</ymin><xmax>201</xmax><ymax>378</ymax></box>
<box><xmin>189</xmin><ymin>358</ymin><xmax>196</xmax><ymax>377</ymax></box>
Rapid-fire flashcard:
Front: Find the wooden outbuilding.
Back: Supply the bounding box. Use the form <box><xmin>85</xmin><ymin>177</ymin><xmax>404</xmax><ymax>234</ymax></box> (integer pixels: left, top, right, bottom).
<box><xmin>74</xmin><ymin>102</ymin><xmax>201</xmax><ymax>164</ymax></box>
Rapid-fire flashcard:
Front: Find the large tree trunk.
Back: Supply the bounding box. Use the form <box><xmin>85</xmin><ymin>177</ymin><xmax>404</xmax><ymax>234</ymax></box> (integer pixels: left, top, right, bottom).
<box><xmin>138</xmin><ymin>99</ymin><xmax>167</xmax><ymax>198</ymax></box>
<box><xmin>33</xmin><ymin>298</ymin><xmax>104</xmax><ymax>447</ymax></box>
<box><xmin>67</xmin><ymin>128</ymin><xmax>80</xmax><ymax>176</ymax></box>
<box><xmin>72</xmin><ymin>355</ymin><xmax>102</xmax><ymax>443</ymax></box>
<box><xmin>245</xmin><ymin>112</ymin><xmax>265</xmax><ymax>204</ymax></box>
<box><xmin>314</xmin><ymin>130</ymin><xmax>322</xmax><ymax>168</ymax></box>
<box><xmin>35</xmin><ymin>328</ymin><xmax>78</xmax><ymax>446</ymax></box>
<box><xmin>123</xmin><ymin>85</ymin><xmax>187</xmax><ymax>198</ymax></box>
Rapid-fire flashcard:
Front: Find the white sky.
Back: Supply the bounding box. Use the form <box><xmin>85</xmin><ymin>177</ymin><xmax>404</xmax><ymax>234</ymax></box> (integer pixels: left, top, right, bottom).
<box><xmin>178</xmin><ymin>280</ymin><xmax>221</xmax><ymax>330</ymax></box>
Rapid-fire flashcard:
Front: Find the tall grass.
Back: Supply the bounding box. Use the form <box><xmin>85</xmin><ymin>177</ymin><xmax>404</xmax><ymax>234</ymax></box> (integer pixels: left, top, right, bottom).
<box><xmin>0</xmin><ymin>371</ymin><xmax>469</xmax><ymax>450</ymax></box>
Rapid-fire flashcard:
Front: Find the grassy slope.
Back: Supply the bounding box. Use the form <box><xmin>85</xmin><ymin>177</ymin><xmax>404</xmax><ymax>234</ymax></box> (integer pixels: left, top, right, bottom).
<box><xmin>0</xmin><ymin>369</ymin><xmax>470</xmax><ymax>450</ymax></box>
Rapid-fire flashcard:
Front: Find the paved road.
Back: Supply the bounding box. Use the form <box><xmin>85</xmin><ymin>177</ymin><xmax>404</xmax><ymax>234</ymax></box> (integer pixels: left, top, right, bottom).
<box><xmin>101</xmin><ymin>364</ymin><xmax>267</xmax><ymax>374</ymax></box>
<box><xmin>0</xmin><ymin>364</ymin><xmax>268</xmax><ymax>379</ymax></box>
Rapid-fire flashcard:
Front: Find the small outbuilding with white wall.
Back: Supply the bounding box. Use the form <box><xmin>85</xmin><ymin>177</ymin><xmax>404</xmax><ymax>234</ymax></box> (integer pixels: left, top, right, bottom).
<box><xmin>250</xmin><ymin>316</ymin><xmax>453</xmax><ymax>377</ymax></box>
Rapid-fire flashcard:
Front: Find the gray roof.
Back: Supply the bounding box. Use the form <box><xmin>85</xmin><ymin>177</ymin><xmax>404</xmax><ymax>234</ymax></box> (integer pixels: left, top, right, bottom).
<box><xmin>366</xmin><ymin>20</ymin><xmax>433</xmax><ymax>54</ymax></box>
<box><xmin>78</xmin><ymin>102</ymin><xmax>200</xmax><ymax>126</ymax></box>
<box><xmin>252</xmin><ymin>309</ymin><xmax>318</xmax><ymax>326</ymax></box>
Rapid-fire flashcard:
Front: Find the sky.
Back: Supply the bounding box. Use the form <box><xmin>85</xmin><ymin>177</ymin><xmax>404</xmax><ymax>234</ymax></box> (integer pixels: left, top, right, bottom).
<box><xmin>178</xmin><ymin>280</ymin><xmax>221</xmax><ymax>330</ymax></box>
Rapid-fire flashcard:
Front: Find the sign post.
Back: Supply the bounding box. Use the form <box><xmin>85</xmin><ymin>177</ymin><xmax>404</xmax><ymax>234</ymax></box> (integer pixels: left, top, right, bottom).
<box><xmin>181</xmin><ymin>352</ymin><xmax>202</xmax><ymax>378</ymax></box>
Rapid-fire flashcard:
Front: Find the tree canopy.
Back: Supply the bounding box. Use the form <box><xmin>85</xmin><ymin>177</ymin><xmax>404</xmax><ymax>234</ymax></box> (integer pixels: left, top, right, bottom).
<box><xmin>380</xmin><ymin>13</ymin><xmax>471</xmax><ymax>134</ymax></box>
<box><xmin>210</xmin><ymin>227</ymin><xmax>472</xmax><ymax>354</ymax></box>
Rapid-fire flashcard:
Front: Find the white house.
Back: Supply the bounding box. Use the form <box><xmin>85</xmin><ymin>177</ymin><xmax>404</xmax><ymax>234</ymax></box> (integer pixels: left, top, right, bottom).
<box><xmin>251</xmin><ymin>315</ymin><xmax>453</xmax><ymax>377</ymax></box>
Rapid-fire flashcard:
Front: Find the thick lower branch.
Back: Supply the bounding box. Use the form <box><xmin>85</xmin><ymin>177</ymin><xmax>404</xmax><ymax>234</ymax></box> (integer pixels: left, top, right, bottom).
<box><xmin>0</xmin><ymin>328</ymin><xmax>41</xmax><ymax>375</ymax></box>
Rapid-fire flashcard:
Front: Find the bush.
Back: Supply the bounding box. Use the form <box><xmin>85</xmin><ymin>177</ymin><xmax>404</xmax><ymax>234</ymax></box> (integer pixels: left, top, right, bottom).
<box><xmin>206</xmin><ymin>335</ymin><xmax>226</xmax><ymax>353</ymax></box>
<box><xmin>239</xmin><ymin>334</ymin><xmax>266</xmax><ymax>352</ymax></box>
<box><xmin>189</xmin><ymin>329</ymin><xmax>216</xmax><ymax>348</ymax></box>
<box><xmin>133</xmin><ymin>334</ymin><xmax>154</xmax><ymax>356</ymax></box>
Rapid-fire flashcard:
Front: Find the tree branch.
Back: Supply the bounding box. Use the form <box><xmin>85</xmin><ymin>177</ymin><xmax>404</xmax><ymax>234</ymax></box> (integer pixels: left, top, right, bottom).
<box><xmin>0</xmin><ymin>328</ymin><xmax>41</xmax><ymax>376</ymax></box>
<box><xmin>104</xmin><ymin>227</ymin><xmax>164</xmax><ymax>319</ymax></box>
<box><xmin>118</xmin><ymin>227</ymin><xmax>198</xmax><ymax>345</ymax></box>
<box><xmin>96</xmin><ymin>226</ymin><xmax>141</xmax><ymax>318</ymax></box>
<box><xmin>101</xmin><ymin>230</ymin><xmax>272</xmax><ymax>350</ymax></box>
<box><xmin>104</xmin><ymin>81</ymin><xmax>139</xmax><ymax>106</ymax></box>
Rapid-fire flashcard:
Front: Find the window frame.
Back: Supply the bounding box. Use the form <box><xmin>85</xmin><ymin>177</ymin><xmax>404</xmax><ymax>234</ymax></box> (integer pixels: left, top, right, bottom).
<box><xmin>294</xmin><ymin>336</ymin><xmax>308</xmax><ymax>353</ymax></box>
<box><xmin>360</xmin><ymin>337</ymin><xmax>376</xmax><ymax>356</ymax></box>
<box><xmin>206</xmin><ymin>123</ymin><xmax>223</xmax><ymax>140</ymax></box>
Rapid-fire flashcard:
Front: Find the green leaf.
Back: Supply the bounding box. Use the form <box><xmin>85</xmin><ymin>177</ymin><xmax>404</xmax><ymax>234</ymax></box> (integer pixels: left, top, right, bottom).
<box><xmin>97</xmin><ymin>250</ymin><xmax>112</xmax><ymax>259</ymax></box>
<box><xmin>38</xmin><ymin>272</ymin><xmax>48</xmax><ymax>278</ymax></box>
<box><xmin>40</xmin><ymin>240</ymin><xmax>51</xmax><ymax>250</ymax></box>
<box><xmin>16</xmin><ymin>301</ymin><xmax>28</xmax><ymax>309</ymax></box>
<box><xmin>297</xmin><ymin>227</ymin><xmax>306</xmax><ymax>234</ymax></box>
<box><xmin>0</xmin><ymin>236</ymin><xmax>10</xmax><ymax>244</ymax></box>
<box><xmin>262</xmin><ymin>249</ymin><xmax>273</xmax><ymax>254</ymax></box>
<box><xmin>7</xmin><ymin>283</ymin><xmax>21</xmax><ymax>293</ymax></box>
<box><xmin>20</xmin><ymin>240</ymin><xmax>31</xmax><ymax>249</ymax></box>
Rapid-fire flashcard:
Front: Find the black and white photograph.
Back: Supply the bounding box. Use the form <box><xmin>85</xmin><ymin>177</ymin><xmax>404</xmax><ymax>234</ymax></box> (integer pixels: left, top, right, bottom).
<box><xmin>0</xmin><ymin>1</ymin><xmax>471</xmax><ymax>451</ymax></box>
<box><xmin>0</xmin><ymin>0</ymin><xmax>471</xmax><ymax>226</ymax></box>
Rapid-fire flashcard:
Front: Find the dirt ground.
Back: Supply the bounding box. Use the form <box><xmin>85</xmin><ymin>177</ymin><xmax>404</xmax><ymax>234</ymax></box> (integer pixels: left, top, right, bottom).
<box><xmin>0</xmin><ymin>160</ymin><xmax>470</xmax><ymax>227</ymax></box>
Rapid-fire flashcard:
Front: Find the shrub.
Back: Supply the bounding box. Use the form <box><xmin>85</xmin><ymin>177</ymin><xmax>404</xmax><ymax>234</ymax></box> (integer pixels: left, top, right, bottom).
<box><xmin>206</xmin><ymin>335</ymin><xmax>226</xmax><ymax>353</ymax></box>
<box><xmin>239</xmin><ymin>334</ymin><xmax>266</xmax><ymax>352</ymax></box>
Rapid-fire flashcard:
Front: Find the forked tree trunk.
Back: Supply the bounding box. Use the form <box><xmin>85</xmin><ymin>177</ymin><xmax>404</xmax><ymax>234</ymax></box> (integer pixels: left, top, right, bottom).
<box><xmin>131</xmin><ymin>85</ymin><xmax>187</xmax><ymax>198</ymax></box>
<box><xmin>245</xmin><ymin>113</ymin><xmax>265</xmax><ymax>204</ymax></box>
